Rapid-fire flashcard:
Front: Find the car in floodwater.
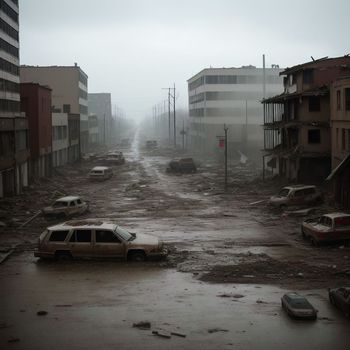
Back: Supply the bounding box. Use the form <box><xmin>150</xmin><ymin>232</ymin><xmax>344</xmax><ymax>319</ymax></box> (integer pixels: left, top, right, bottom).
<box><xmin>269</xmin><ymin>185</ymin><xmax>322</xmax><ymax>209</ymax></box>
<box><xmin>88</xmin><ymin>166</ymin><xmax>113</xmax><ymax>181</ymax></box>
<box><xmin>301</xmin><ymin>213</ymin><xmax>350</xmax><ymax>246</ymax></box>
<box><xmin>281</xmin><ymin>293</ymin><xmax>318</xmax><ymax>320</ymax></box>
<box><xmin>329</xmin><ymin>287</ymin><xmax>350</xmax><ymax>318</ymax></box>
<box><xmin>34</xmin><ymin>219</ymin><xmax>167</xmax><ymax>261</ymax></box>
<box><xmin>167</xmin><ymin>158</ymin><xmax>197</xmax><ymax>174</ymax></box>
<box><xmin>42</xmin><ymin>196</ymin><xmax>89</xmax><ymax>218</ymax></box>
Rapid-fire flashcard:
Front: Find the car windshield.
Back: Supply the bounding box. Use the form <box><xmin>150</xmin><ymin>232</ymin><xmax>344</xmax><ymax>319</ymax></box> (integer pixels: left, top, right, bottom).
<box><xmin>278</xmin><ymin>189</ymin><xmax>290</xmax><ymax>197</ymax></box>
<box><xmin>115</xmin><ymin>226</ymin><xmax>133</xmax><ymax>241</ymax></box>
<box><xmin>289</xmin><ymin>298</ymin><xmax>312</xmax><ymax>309</ymax></box>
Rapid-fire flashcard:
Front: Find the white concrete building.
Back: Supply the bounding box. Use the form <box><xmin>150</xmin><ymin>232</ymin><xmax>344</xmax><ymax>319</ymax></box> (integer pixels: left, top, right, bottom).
<box><xmin>187</xmin><ymin>65</ymin><xmax>283</xmax><ymax>161</ymax></box>
<box><xmin>20</xmin><ymin>64</ymin><xmax>89</xmax><ymax>153</ymax></box>
<box><xmin>52</xmin><ymin>113</ymin><xmax>68</xmax><ymax>167</ymax></box>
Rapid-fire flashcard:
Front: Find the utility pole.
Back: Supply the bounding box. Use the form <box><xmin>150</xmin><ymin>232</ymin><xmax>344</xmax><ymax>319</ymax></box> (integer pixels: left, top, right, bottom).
<box><xmin>224</xmin><ymin>124</ymin><xmax>228</xmax><ymax>190</ymax></box>
<box><xmin>173</xmin><ymin>83</ymin><xmax>176</xmax><ymax>147</ymax></box>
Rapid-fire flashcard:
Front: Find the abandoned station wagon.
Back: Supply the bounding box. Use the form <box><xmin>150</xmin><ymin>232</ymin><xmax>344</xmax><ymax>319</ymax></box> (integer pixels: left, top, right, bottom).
<box><xmin>34</xmin><ymin>219</ymin><xmax>167</xmax><ymax>261</ymax></box>
<box><xmin>42</xmin><ymin>196</ymin><xmax>89</xmax><ymax>218</ymax></box>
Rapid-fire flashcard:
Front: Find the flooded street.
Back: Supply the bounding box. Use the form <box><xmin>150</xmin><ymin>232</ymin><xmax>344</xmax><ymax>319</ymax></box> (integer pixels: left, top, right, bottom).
<box><xmin>1</xmin><ymin>133</ymin><xmax>349</xmax><ymax>349</ymax></box>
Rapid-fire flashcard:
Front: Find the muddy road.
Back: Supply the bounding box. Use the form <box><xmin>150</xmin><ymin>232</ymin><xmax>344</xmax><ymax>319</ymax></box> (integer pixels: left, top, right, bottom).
<box><xmin>0</xmin><ymin>132</ymin><xmax>350</xmax><ymax>349</ymax></box>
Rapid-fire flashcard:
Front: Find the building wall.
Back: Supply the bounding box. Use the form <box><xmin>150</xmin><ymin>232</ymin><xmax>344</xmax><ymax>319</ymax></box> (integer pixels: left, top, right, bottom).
<box><xmin>88</xmin><ymin>93</ymin><xmax>112</xmax><ymax>144</ymax></box>
<box><xmin>188</xmin><ymin>66</ymin><xmax>283</xmax><ymax>160</ymax></box>
<box><xmin>20</xmin><ymin>65</ymin><xmax>89</xmax><ymax>153</ymax></box>
<box><xmin>330</xmin><ymin>77</ymin><xmax>350</xmax><ymax>168</ymax></box>
<box><xmin>52</xmin><ymin>113</ymin><xmax>68</xmax><ymax>167</ymax></box>
<box><xmin>0</xmin><ymin>0</ymin><xmax>29</xmax><ymax>197</ymax></box>
<box><xmin>68</xmin><ymin>113</ymin><xmax>80</xmax><ymax>163</ymax></box>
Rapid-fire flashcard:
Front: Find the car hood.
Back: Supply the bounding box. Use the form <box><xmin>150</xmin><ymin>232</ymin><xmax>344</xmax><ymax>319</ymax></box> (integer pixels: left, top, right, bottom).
<box><xmin>131</xmin><ymin>233</ymin><xmax>159</xmax><ymax>246</ymax></box>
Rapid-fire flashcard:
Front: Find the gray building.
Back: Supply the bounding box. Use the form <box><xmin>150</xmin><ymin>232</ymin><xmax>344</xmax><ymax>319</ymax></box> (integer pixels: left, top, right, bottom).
<box><xmin>88</xmin><ymin>93</ymin><xmax>112</xmax><ymax>145</ymax></box>
<box><xmin>187</xmin><ymin>65</ymin><xmax>283</xmax><ymax>161</ymax></box>
<box><xmin>0</xmin><ymin>0</ymin><xmax>29</xmax><ymax>197</ymax></box>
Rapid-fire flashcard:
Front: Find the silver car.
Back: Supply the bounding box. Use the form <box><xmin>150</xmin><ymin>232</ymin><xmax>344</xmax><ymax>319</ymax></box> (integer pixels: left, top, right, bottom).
<box><xmin>42</xmin><ymin>196</ymin><xmax>89</xmax><ymax>218</ymax></box>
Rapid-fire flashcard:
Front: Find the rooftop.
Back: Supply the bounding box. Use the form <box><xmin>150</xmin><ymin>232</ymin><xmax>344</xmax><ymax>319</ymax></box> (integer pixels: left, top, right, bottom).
<box><xmin>55</xmin><ymin>196</ymin><xmax>81</xmax><ymax>202</ymax></box>
<box><xmin>49</xmin><ymin>219</ymin><xmax>117</xmax><ymax>231</ymax></box>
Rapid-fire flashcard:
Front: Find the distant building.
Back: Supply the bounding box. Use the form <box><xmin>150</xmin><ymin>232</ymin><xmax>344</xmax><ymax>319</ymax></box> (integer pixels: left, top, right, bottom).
<box><xmin>20</xmin><ymin>83</ymin><xmax>52</xmax><ymax>180</ymax></box>
<box><xmin>88</xmin><ymin>114</ymin><xmax>99</xmax><ymax>149</ymax></box>
<box><xmin>0</xmin><ymin>0</ymin><xmax>29</xmax><ymax>197</ymax></box>
<box><xmin>187</xmin><ymin>65</ymin><xmax>283</xmax><ymax>161</ymax></box>
<box><xmin>88</xmin><ymin>93</ymin><xmax>112</xmax><ymax>145</ymax></box>
<box><xmin>20</xmin><ymin>64</ymin><xmax>89</xmax><ymax>153</ymax></box>
<box><xmin>326</xmin><ymin>76</ymin><xmax>350</xmax><ymax>208</ymax></box>
<box><xmin>68</xmin><ymin>113</ymin><xmax>80</xmax><ymax>163</ymax></box>
<box><xmin>263</xmin><ymin>56</ymin><xmax>350</xmax><ymax>183</ymax></box>
<box><xmin>52</xmin><ymin>113</ymin><xmax>68</xmax><ymax>167</ymax></box>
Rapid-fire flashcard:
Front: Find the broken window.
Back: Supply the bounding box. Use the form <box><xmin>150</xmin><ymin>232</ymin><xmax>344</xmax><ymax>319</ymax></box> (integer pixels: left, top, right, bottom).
<box><xmin>346</xmin><ymin>88</ymin><xmax>350</xmax><ymax>111</ymax></box>
<box><xmin>303</xmin><ymin>69</ymin><xmax>314</xmax><ymax>84</ymax></box>
<box><xmin>308</xmin><ymin>96</ymin><xmax>320</xmax><ymax>112</ymax></box>
<box><xmin>308</xmin><ymin>129</ymin><xmax>321</xmax><ymax>144</ymax></box>
<box><xmin>49</xmin><ymin>230</ymin><xmax>69</xmax><ymax>242</ymax></box>
<box><xmin>96</xmin><ymin>230</ymin><xmax>121</xmax><ymax>243</ymax></box>
<box><xmin>71</xmin><ymin>230</ymin><xmax>91</xmax><ymax>243</ymax></box>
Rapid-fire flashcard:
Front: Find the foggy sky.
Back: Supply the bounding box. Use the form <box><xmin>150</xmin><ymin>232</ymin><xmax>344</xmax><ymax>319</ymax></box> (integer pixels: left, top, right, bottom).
<box><xmin>20</xmin><ymin>0</ymin><xmax>350</xmax><ymax>121</ymax></box>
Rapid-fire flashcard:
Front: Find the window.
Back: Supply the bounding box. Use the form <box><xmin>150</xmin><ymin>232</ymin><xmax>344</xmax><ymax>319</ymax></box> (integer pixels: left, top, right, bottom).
<box><xmin>336</xmin><ymin>90</ymin><xmax>341</xmax><ymax>110</ymax></box>
<box><xmin>0</xmin><ymin>18</ymin><xmax>19</xmax><ymax>41</ymax></box>
<box><xmin>342</xmin><ymin>129</ymin><xmax>346</xmax><ymax>150</ymax></box>
<box><xmin>69</xmin><ymin>201</ymin><xmax>76</xmax><ymax>207</ymax></box>
<box><xmin>303</xmin><ymin>69</ymin><xmax>314</xmax><ymax>84</ymax></box>
<box><xmin>308</xmin><ymin>129</ymin><xmax>321</xmax><ymax>144</ymax></box>
<box><xmin>345</xmin><ymin>88</ymin><xmax>350</xmax><ymax>111</ymax></box>
<box><xmin>77</xmin><ymin>199</ymin><xmax>82</xmax><ymax>204</ymax></box>
<box><xmin>49</xmin><ymin>230</ymin><xmax>69</xmax><ymax>242</ymax></box>
<box><xmin>309</xmin><ymin>96</ymin><xmax>320</xmax><ymax>112</ymax></box>
<box><xmin>348</xmin><ymin>130</ymin><xmax>350</xmax><ymax>150</ymax></box>
<box><xmin>70</xmin><ymin>230</ymin><xmax>91</xmax><ymax>242</ymax></box>
<box><xmin>63</xmin><ymin>104</ymin><xmax>71</xmax><ymax>113</ymax></box>
<box><xmin>96</xmin><ymin>230</ymin><xmax>121</xmax><ymax>243</ymax></box>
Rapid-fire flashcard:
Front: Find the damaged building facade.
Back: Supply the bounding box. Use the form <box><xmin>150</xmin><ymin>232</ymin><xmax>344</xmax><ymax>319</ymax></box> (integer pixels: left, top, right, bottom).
<box><xmin>0</xmin><ymin>0</ymin><xmax>29</xmax><ymax>197</ymax></box>
<box><xmin>187</xmin><ymin>65</ymin><xmax>283</xmax><ymax>161</ymax></box>
<box><xmin>263</xmin><ymin>56</ymin><xmax>350</xmax><ymax>183</ymax></box>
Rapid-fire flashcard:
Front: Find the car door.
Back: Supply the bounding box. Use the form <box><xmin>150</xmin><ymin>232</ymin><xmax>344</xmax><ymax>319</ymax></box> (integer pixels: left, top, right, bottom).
<box><xmin>69</xmin><ymin>229</ymin><xmax>93</xmax><ymax>257</ymax></box>
<box><xmin>93</xmin><ymin>229</ymin><xmax>126</xmax><ymax>258</ymax></box>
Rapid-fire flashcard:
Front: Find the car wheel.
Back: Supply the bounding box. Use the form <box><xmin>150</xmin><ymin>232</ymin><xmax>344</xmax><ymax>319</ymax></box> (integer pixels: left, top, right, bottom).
<box><xmin>329</xmin><ymin>295</ymin><xmax>335</xmax><ymax>305</ymax></box>
<box><xmin>128</xmin><ymin>251</ymin><xmax>146</xmax><ymax>262</ymax></box>
<box><xmin>55</xmin><ymin>251</ymin><xmax>72</xmax><ymax>261</ymax></box>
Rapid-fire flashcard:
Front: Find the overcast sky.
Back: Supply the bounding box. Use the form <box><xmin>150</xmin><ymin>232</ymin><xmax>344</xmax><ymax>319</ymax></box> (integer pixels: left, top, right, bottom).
<box><xmin>20</xmin><ymin>0</ymin><xmax>350</xmax><ymax>120</ymax></box>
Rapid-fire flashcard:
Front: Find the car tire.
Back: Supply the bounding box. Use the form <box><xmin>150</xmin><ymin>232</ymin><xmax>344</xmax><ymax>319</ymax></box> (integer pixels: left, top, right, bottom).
<box><xmin>55</xmin><ymin>251</ymin><xmax>72</xmax><ymax>261</ymax></box>
<box><xmin>128</xmin><ymin>251</ymin><xmax>146</xmax><ymax>262</ymax></box>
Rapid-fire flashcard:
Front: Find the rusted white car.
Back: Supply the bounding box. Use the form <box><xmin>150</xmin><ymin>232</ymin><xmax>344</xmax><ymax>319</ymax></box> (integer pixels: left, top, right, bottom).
<box><xmin>302</xmin><ymin>213</ymin><xmax>350</xmax><ymax>245</ymax></box>
<box><xmin>42</xmin><ymin>196</ymin><xmax>89</xmax><ymax>218</ymax></box>
<box><xmin>34</xmin><ymin>219</ymin><xmax>167</xmax><ymax>261</ymax></box>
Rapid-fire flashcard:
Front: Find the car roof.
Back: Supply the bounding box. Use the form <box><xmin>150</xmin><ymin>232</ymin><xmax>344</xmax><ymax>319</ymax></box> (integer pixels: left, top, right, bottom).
<box><xmin>91</xmin><ymin>166</ymin><xmax>110</xmax><ymax>171</ymax></box>
<box><xmin>283</xmin><ymin>292</ymin><xmax>306</xmax><ymax>299</ymax></box>
<box><xmin>48</xmin><ymin>219</ymin><xmax>117</xmax><ymax>231</ymax></box>
<box><xmin>56</xmin><ymin>196</ymin><xmax>81</xmax><ymax>202</ymax></box>
<box><xmin>283</xmin><ymin>185</ymin><xmax>316</xmax><ymax>190</ymax></box>
<box><xmin>323</xmin><ymin>212</ymin><xmax>350</xmax><ymax>219</ymax></box>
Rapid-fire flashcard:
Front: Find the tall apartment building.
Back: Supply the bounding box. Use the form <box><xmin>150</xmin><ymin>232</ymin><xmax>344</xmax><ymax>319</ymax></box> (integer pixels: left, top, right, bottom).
<box><xmin>263</xmin><ymin>56</ymin><xmax>350</xmax><ymax>183</ymax></box>
<box><xmin>0</xmin><ymin>0</ymin><xmax>29</xmax><ymax>197</ymax></box>
<box><xmin>20</xmin><ymin>64</ymin><xmax>89</xmax><ymax>153</ymax></box>
<box><xmin>187</xmin><ymin>66</ymin><xmax>283</xmax><ymax>160</ymax></box>
<box><xmin>88</xmin><ymin>93</ymin><xmax>112</xmax><ymax>145</ymax></box>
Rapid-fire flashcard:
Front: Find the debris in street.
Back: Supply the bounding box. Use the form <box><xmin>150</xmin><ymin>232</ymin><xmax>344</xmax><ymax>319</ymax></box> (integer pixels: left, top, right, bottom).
<box><xmin>19</xmin><ymin>210</ymin><xmax>41</xmax><ymax>227</ymax></box>
<box><xmin>8</xmin><ymin>337</ymin><xmax>20</xmax><ymax>343</ymax></box>
<box><xmin>171</xmin><ymin>331</ymin><xmax>186</xmax><ymax>338</ymax></box>
<box><xmin>37</xmin><ymin>310</ymin><xmax>48</xmax><ymax>316</ymax></box>
<box><xmin>152</xmin><ymin>330</ymin><xmax>171</xmax><ymax>338</ymax></box>
<box><xmin>208</xmin><ymin>328</ymin><xmax>229</xmax><ymax>333</ymax></box>
<box><xmin>133</xmin><ymin>321</ymin><xmax>151</xmax><ymax>329</ymax></box>
<box><xmin>0</xmin><ymin>249</ymin><xmax>14</xmax><ymax>264</ymax></box>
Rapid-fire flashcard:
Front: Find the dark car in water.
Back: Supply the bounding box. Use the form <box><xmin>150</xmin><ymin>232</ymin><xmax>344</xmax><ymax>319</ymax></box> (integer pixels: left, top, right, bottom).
<box><xmin>281</xmin><ymin>293</ymin><xmax>318</xmax><ymax>320</ymax></box>
<box><xmin>329</xmin><ymin>287</ymin><xmax>350</xmax><ymax>318</ymax></box>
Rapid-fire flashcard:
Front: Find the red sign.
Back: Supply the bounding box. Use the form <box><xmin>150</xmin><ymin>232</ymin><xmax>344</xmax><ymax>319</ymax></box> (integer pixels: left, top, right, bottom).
<box><xmin>219</xmin><ymin>138</ymin><xmax>225</xmax><ymax>148</ymax></box>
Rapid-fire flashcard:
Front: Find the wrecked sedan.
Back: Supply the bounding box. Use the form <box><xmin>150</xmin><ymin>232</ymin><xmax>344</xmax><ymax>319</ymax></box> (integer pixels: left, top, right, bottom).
<box><xmin>167</xmin><ymin>158</ymin><xmax>197</xmax><ymax>173</ymax></box>
<box><xmin>269</xmin><ymin>185</ymin><xmax>322</xmax><ymax>209</ymax></box>
<box><xmin>302</xmin><ymin>213</ymin><xmax>350</xmax><ymax>246</ymax></box>
<box><xmin>281</xmin><ymin>293</ymin><xmax>318</xmax><ymax>320</ymax></box>
<box><xmin>42</xmin><ymin>196</ymin><xmax>89</xmax><ymax>218</ymax></box>
<box><xmin>329</xmin><ymin>287</ymin><xmax>350</xmax><ymax>318</ymax></box>
<box><xmin>34</xmin><ymin>219</ymin><xmax>167</xmax><ymax>261</ymax></box>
